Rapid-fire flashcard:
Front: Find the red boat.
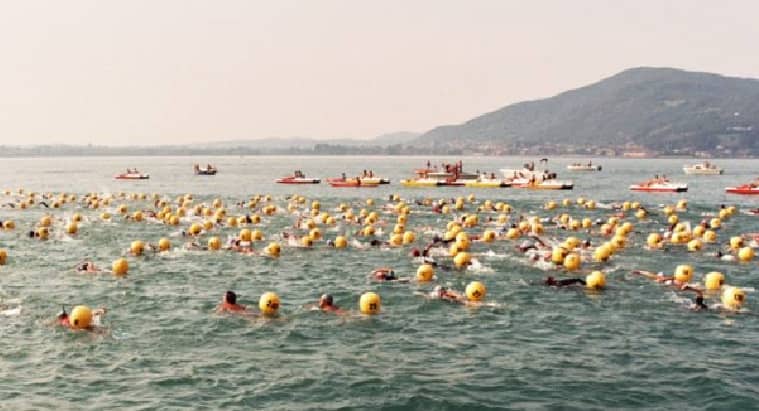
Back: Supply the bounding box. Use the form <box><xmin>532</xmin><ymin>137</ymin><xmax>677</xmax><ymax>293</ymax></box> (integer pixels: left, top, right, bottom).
<box><xmin>327</xmin><ymin>177</ymin><xmax>379</xmax><ymax>188</ymax></box>
<box><xmin>726</xmin><ymin>183</ymin><xmax>759</xmax><ymax>195</ymax></box>
<box><xmin>275</xmin><ymin>170</ymin><xmax>320</xmax><ymax>184</ymax></box>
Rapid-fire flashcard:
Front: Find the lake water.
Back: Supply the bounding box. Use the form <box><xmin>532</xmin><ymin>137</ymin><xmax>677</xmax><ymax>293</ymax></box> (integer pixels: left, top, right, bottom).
<box><xmin>0</xmin><ymin>156</ymin><xmax>758</xmax><ymax>410</ymax></box>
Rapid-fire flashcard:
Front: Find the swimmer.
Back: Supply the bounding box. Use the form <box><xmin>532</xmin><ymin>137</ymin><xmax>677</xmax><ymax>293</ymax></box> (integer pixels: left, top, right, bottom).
<box><xmin>215</xmin><ymin>291</ymin><xmax>249</xmax><ymax>314</ymax></box>
<box><xmin>544</xmin><ymin>276</ymin><xmax>586</xmax><ymax>287</ymax></box>
<box><xmin>426</xmin><ymin>285</ymin><xmax>466</xmax><ymax>304</ymax></box>
<box><xmin>306</xmin><ymin>294</ymin><xmax>346</xmax><ymax>314</ymax></box>
<box><xmin>631</xmin><ymin>270</ymin><xmax>689</xmax><ymax>287</ymax></box>
<box><xmin>56</xmin><ymin>306</ymin><xmax>107</xmax><ymax>330</ymax></box>
<box><xmin>681</xmin><ymin>286</ymin><xmax>708</xmax><ymax>311</ymax></box>
<box><xmin>75</xmin><ymin>261</ymin><xmax>101</xmax><ymax>273</ymax></box>
<box><xmin>371</xmin><ymin>267</ymin><xmax>409</xmax><ymax>283</ymax></box>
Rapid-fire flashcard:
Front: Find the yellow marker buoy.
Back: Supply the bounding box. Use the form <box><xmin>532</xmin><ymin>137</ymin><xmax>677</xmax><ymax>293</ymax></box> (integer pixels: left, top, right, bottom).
<box><xmin>687</xmin><ymin>239</ymin><xmax>702</xmax><ymax>252</ymax></box>
<box><xmin>710</xmin><ymin>218</ymin><xmax>721</xmax><ymax>229</ymax></box>
<box><xmin>482</xmin><ymin>230</ymin><xmax>496</xmax><ymax>243</ymax></box>
<box><xmin>593</xmin><ymin>244</ymin><xmax>612</xmax><ymax>262</ymax></box>
<box><xmin>158</xmin><ymin>238</ymin><xmax>171</xmax><ymax>252</ymax></box>
<box><xmin>721</xmin><ymin>287</ymin><xmax>746</xmax><ymax>311</ymax></box>
<box><xmin>506</xmin><ymin>228</ymin><xmax>520</xmax><ymax>240</ymax></box>
<box><xmin>240</xmin><ymin>228</ymin><xmax>252</xmax><ymax>242</ymax></box>
<box><xmin>563</xmin><ymin>252</ymin><xmax>581</xmax><ymax>271</ymax></box>
<box><xmin>674</xmin><ymin>265</ymin><xmax>693</xmax><ymax>283</ymax></box>
<box><xmin>586</xmin><ymin>271</ymin><xmax>606</xmax><ymax>289</ymax></box>
<box><xmin>301</xmin><ymin>236</ymin><xmax>313</xmax><ymax>247</ymax></box>
<box><xmin>465</xmin><ymin>281</ymin><xmax>486</xmax><ymax>301</ymax></box>
<box><xmin>265</xmin><ymin>242</ymin><xmax>281</xmax><ymax>257</ymax></box>
<box><xmin>3</xmin><ymin>220</ymin><xmax>15</xmax><ymax>230</ymax></box>
<box><xmin>334</xmin><ymin>236</ymin><xmax>347</xmax><ymax>248</ymax></box>
<box><xmin>67</xmin><ymin>222</ymin><xmax>78</xmax><ymax>235</ymax></box>
<box><xmin>112</xmin><ymin>258</ymin><xmax>128</xmax><ymax>275</ymax></box>
<box><xmin>39</xmin><ymin>215</ymin><xmax>52</xmax><ymax>227</ymax></box>
<box><xmin>402</xmin><ymin>231</ymin><xmax>416</xmax><ymax>244</ymax></box>
<box><xmin>453</xmin><ymin>251</ymin><xmax>472</xmax><ymax>268</ymax></box>
<box><xmin>130</xmin><ymin>240</ymin><xmax>145</xmax><ymax>256</ymax></box>
<box><xmin>552</xmin><ymin>247</ymin><xmax>567</xmax><ymax>265</ymax></box>
<box><xmin>702</xmin><ymin>230</ymin><xmax>717</xmax><ymax>243</ymax></box>
<box><xmin>259</xmin><ymin>292</ymin><xmax>280</xmax><ymax>316</ymax></box>
<box><xmin>0</xmin><ymin>249</ymin><xmax>7</xmax><ymax>265</ymax></box>
<box><xmin>70</xmin><ymin>305</ymin><xmax>93</xmax><ymax>330</ymax></box>
<box><xmin>704</xmin><ymin>272</ymin><xmax>725</xmax><ymax>291</ymax></box>
<box><xmin>738</xmin><ymin>246</ymin><xmax>754</xmax><ymax>262</ymax></box>
<box><xmin>417</xmin><ymin>264</ymin><xmax>434</xmax><ymax>282</ymax></box>
<box><xmin>359</xmin><ymin>292</ymin><xmax>381</xmax><ymax>315</ymax></box>
<box><xmin>730</xmin><ymin>236</ymin><xmax>744</xmax><ymax>250</ymax></box>
<box><xmin>208</xmin><ymin>236</ymin><xmax>221</xmax><ymax>250</ymax></box>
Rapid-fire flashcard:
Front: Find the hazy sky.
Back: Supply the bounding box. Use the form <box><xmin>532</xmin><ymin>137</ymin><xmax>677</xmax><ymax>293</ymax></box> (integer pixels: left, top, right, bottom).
<box><xmin>1</xmin><ymin>0</ymin><xmax>758</xmax><ymax>146</ymax></box>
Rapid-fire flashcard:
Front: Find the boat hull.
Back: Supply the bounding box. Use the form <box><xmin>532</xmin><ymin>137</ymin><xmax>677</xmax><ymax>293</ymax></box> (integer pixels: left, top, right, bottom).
<box><xmin>114</xmin><ymin>174</ymin><xmax>149</xmax><ymax>180</ymax></box>
<box><xmin>567</xmin><ymin>165</ymin><xmax>601</xmax><ymax>171</ymax></box>
<box><xmin>725</xmin><ymin>186</ymin><xmax>759</xmax><ymax>195</ymax></box>
<box><xmin>327</xmin><ymin>178</ymin><xmax>379</xmax><ymax>188</ymax></box>
<box><xmin>195</xmin><ymin>170</ymin><xmax>217</xmax><ymax>175</ymax></box>
<box><xmin>276</xmin><ymin>178</ymin><xmax>320</xmax><ymax>184</ymax></box>
<box><xmin>629</xmin><ymin>185</ymin><xmax>687</xmax><ymax>192</ymax></box>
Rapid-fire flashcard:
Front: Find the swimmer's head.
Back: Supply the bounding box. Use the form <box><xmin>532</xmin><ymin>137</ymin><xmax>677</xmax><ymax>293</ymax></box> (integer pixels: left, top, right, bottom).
<box><xmin>326</xmin><ymin>240</ymin><xmax>335</xmax><ymax>247</ymax></box>
<box><xmin>319</xmin><ymin>294</ymin><xmax>334</xmax><ymax>307</ymax></box>
<box><xmin>224</xmin><ymin>291</ymin><xmax>237</xmax><ymax>305</ymax></box>
<box><xmin>695</xmin><ymin>295</ymin><xmax>707</xmax><ymax>308</ymax></box>
<box><xmin>411</xmin><ymin>248</ymin><xmax>421</xmax><ymax>257</ymax></box>
<box><xmin>545</xmin><ymin>276</ymin><xmax>556</xmax><ymax>286</ymax></box>
<box><xmin>370</xmin><ymin>239</ymin><xmax>381</xmax><ymax>246</ymax></box>
<box><xmin>433</xmin><ymin>285</ymin><xmax>447</xmax><ymax>296</ymax></box>
<box><xmin>57</xmin><ymin>306</ymin><xmax>67</xmax><ymax>319</ymax></box>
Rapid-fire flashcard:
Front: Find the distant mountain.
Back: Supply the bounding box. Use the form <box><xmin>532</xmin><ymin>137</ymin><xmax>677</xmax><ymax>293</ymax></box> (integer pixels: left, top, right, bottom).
<box><xmin>203</xmin><ymin>131</ymin><xmax>420</xmax><ymax>150</ymax></box>
<box><xmin>414</xmin><ymin>67</ymin><xmax>759</xmax><ymax>154</ymax></box>
<box><xmin>369</xmin><ymin>131</ymin><xmax>421</xmax><ymax>145</ymax></box>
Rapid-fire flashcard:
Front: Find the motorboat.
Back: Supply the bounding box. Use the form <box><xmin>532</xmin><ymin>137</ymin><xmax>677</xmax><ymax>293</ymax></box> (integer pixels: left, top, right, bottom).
<box><xmin>629</xmin><ymin>177</ymin><xmax>687</xmax><ymax>192</ymax></box>
<box><xmin>275</xmin><ymin>170</ymin><xmax>320</xmax><ymax>184</ymax></box>
<box><xmin>511</xmin><ymin>178</ymin><xmax>573</xmax><ymax>190</ymax></box>
<box><xmin>464</xmin><ymin>176</ymin><xmax>512</xmax><ymax>188</ymax></box>
<box><xmin>114</xmin><ymin>170</ymin><xmax>149</xmax><ymax>180</ymax></box>
<box><xmin>683</xmin><ymin>161</ymin><xmax>723</xmax><ymax>175</ymax></box>
<box><xmin>327</xmin><ymin>177</ymin><xmax>380</xmax><ymax>188</ymax></box>
<box><xmin>501</xmin><ymin>159</ymin><xmax>560</xmax><ymax>182</ymax></box>
<box><xmin>725</xmin><ymin>181</ymin><xmax>759</xmax><ymax>195</ymax></box>
<box><xmin>401</xmin><ymin>161</ymin><xmax>479</xmax><ymax>187</ymax></box>
<box><xmin>567</xmin><ymin>161</ymin><xmax>602</xmax><ymax>171</ymax></box>
<box><xmin>194</xmin><ymin>164</ymin><xmax>218</xmax><ymax>175</ymax></box>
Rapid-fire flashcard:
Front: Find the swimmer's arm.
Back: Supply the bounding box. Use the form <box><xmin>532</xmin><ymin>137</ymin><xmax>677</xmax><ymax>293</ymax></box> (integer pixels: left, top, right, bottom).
<box><xmin>631</xmin><ymin>270</ymin><xmax>659</xmax><ymax>279</ymax></box>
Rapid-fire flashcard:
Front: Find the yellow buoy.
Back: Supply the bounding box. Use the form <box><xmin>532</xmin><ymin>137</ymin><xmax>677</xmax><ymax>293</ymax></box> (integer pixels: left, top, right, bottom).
<box><xmin>687</xmin><ymin>239</ymin><xmax>702</xmax><ymax>252</ymax></box>
<box><xmin>465</xmin><ymin>281</ymin><xmax>486</xmax><ymax>301</ymax></box>
<box><xmin>208</xmin><ymin>236</ymin><xmax>221</xmax><ymax>251</ymax></box>
<box><xmin>112</xmin><ymin>258</ymin><xmax>128</xmax><ymax>275</ymax></box>
<box><xmin>586</xmin><ymin>271</ymin><xmax>606</xmax><ymax>289</ymax></box>
<box><xmin>301</xmin><ymin>236</ymin><xmax>313</xmax><ymax>247</ymax></box>
<box><xmin>265</xmin><ymin>242</ymin><xmax>281</xmax><ymax>257</ymax></box>
<box><xmin>189</xmin><ymin>223</ymin><xmax>202</xmax><ymax>236</ymax></box>
<box><xmin>416</xmin><ymin>264</ymin><xmax>434</xmax><ymax>282</ymax></box>
<box><xmin>69</xmin><ymin>305</ymin><xmax>93</xmax><ymax>330</ymax></box>
<box><xmin>635</xmin><ymin>209</ymin><xmax>647</xmax><ymax>219</ymax></box>
<box><xmin>259</xmin><ymin>292</ymin><xmax>280</xmax><ymax>316</ymax></box>
<box><xmin>563</xmin><ymin>252</ymin><xmax>582</xmax><ymax>271</ymax></box>
<box><xmin>240</xmin><ymin>228</ymin><xmax>252</xmax><ymax>242</ymax></box>
<box><xmin>453</xmin><ymin>252</ymin><xmax>472</xmax><ymax>268</ymax></box>
<box><xmin>738</xmin><ymin>246</ymin><xmax>754</xmax><ymax>262</ymax></box>
<box><xmin>39</xmin><ymin>215</ymin><xmax>52</xmax><ymax>227</ymax></box>
<box><xmin>721</xmin><ymin>287</ymin><xmax>746</xmax><ymax>311</ymax></box>
<box><xmin>506</xmin><ymin>228</ymin><xmax>520</xmax><ymax>240</ymax></box>
<box><xmin>309</xmin><ymin>228</ymin><xmax>322</xmax><ymax>241</ymax></box>
<box><xmin>593</xmin><ymin>245</ymin><xmax>612</xmax><ymax>262</ymax></box>
<box><xmin>710</xmin><ymin>218</ymin><xmax>721</xmax><ymax>229</ymax></box>
<box><xmin>702</xmin><ymin>230</ymin><xmax>717</xmax><ymax>243</ymax></box>
<box><xmin>3</xmin><ymin>220</ymin><xmax>15</xmax><ymax>230</ymax></box>
<box><xmin>730</xmin><ymin>236</ymin><xmax>744</xmax><ymax>250</ymax></box>
<box><xmin>402</xmin><ymin>231</ymin><xmax>416</xmax><ymax>244</ymax></box>
<box><xmin>0</xmin><ymin>249</ymin><xmax>7</xmax><ymax>265</ymax></box>
<box><xmin>130</xmin><ymin>240</ymin><xmax>145</xmax><ymax>256</ymax></box>
<box><xmin>72</xmin><ymin>213</ymin><xmax>82</xmax><ymax>223</ymax></box>
<box><xmin>66</xmin><ymin>222</ymin><xmax>78</xmax><ymax>235</ymax></box>
<box><xmin>552</xmin><ymin>247</ymin><xmax>567</xmax><ymax>265</ymax></box>
<box><xmin>334</xmin><ymin>236</ymin><xmax>348</xmax><ymax>248</ymax></box>
<box><xmin>482</xmin><ymin>230</ymin><xmax>496</xmax><ymax>243</ymax></box>
<box><xmin>359</xmin><ymin>292</ymin><xmax>381</xmax><ymax>315</ymax></box>
<box><xmin>158</xmin><ymin>238</ymin><xmax>171</xmax><ymax>252</ymax></box>
<box><xmin>704</xmin><ymin>272</ymin><xmax>725</xmax><ymax>291</ymax></box>
<box><xmin>674</xmin><ymin>265</ymin><xmax>693</xmax><ymax>283</ymax></box>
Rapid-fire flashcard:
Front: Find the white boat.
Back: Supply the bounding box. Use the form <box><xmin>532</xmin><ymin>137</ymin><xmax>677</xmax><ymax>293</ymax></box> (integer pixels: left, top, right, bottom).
<box><xmin>683</xmin><ymin>161</ymin><xmax>723</xmax><ymax>175</ymax></box>
<box><xmin>567</xmin><ymin>162</ymin><xmax>602</xmax><ymax>171</ymax></box>
<box><xmin>114</xmin><ymin>170</ymin><xmax>149</xmax><ymax>180</ymax></box>
<box><xmin>500</xmin><ymin>159</ymin><xmax>563</xmax><ymax>181</ymax></box>
<box><xmin>629</xmin><ymin>177</ymin><xmax>687</xmax><ymax>192</ymax></box>
<box><xmin>511</xmin><ymin>178</ymin><xmax>574</xmax><ymax>190</ymax></box>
